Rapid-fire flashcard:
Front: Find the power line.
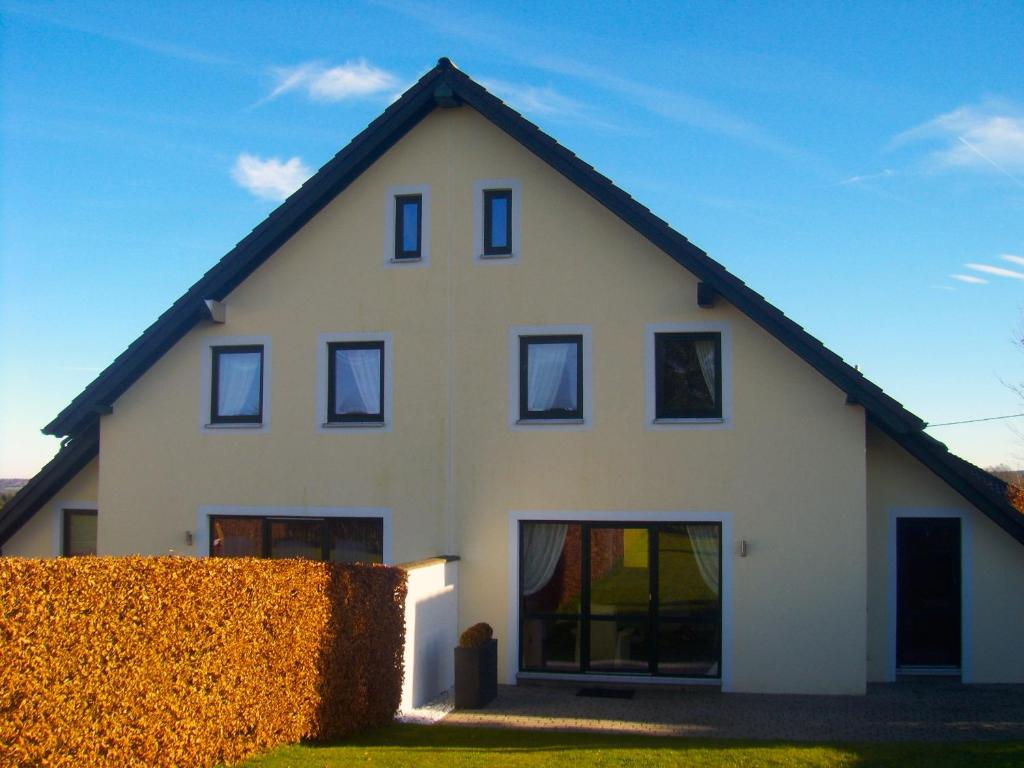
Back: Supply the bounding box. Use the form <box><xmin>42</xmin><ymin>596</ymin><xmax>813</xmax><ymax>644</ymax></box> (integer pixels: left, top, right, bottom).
<box><xmin>926</xmin><ymin>413</ymin><xmax>1024</xmax><ymax>428</ymax></box>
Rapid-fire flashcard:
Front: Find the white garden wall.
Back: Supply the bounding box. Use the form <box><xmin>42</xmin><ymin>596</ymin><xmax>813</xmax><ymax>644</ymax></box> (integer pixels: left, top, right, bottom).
<box><xmin>399</xmin><ymin>557</ymin><xmax>459</xmax><ymax>711</ymax></box>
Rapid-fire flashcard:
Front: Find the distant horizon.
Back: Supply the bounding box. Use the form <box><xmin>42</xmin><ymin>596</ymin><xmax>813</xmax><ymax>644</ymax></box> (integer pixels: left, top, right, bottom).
<box><xmin>2</xmin><ymin>1</ymin><xmax>1023</xmax><ymax>477</ymax></box>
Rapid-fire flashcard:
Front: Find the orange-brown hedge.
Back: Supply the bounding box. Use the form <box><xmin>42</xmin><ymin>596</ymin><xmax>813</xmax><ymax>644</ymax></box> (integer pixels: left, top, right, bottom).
<box><xmin>0</xmin><ymin>556</ymin><xmax>407</xmax><ymax>768</ymax></box>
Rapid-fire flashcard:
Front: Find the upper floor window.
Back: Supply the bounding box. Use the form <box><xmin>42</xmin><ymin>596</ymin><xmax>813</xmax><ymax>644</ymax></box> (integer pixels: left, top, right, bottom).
<box><xmin>394</xmin><ymin>194</ymin><xmax>422</xmax><ymax>260</ymax></box>
<box><xmin>645</xmin><ymin>324</ymin><xmax>729</xmax><ymax>429</ymax></box>
<box><xmin>652</xmin><ymin>331</ymin><xmax>724</xmax><ymax>422</ymax></box>
<box><xmin>63</xmin><ymin>508</ymin><xmax>97</xmax><ymax>556</ymax></box>
<box><xmin>211</xmin><ymin>345</ymin><xmax>264</xmax><ymax>424</ymax></box>
<box><xmin>483</xmin><ymin>189</ymin><xmax>512</xmax><ymax>256</ymax></box>
<box><xmin>317</xmin><ymin>332</ymin><xmax>392</xmax><ymax>432</ymax></box>
<box><xmin>327</xmin><ymin>341</ymin><xmax>385</xmax><ymax>424</ymax></box>
<box><xmin>519</xmin><ymin>335</ymin><xmax>583</xmax><ymax>421</ymax></box>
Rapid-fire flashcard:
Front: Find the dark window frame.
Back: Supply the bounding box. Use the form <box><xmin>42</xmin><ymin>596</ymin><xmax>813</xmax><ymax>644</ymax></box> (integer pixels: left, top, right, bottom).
<box><xmin>326</xmin><ymin>340</ymin><xmax>386</xmax><ymax>423</ymax></box>
<box><xmin>62</xmin><ymin>508</ymin><xmax>97</xmax><ymax>557</ymax></box>
<box><xmin>209</xmin><ymin>514</ymin><xmax>384</xmax><ymax>563</ymax></box>
<box><xmin>393</xmin><ymin>194</ymin><xmax>423</xmax><ymax>260</ymax></box>
<box><xmin>654</xmin><ymin>332</ymin><xmax>723</xmax><ymax>420</ymax></box>
<box><xmin>483</xmin><ymin>189</ymin><xmax>513</xmax><ymax>256</ymax></box>
<box><xmin>210</xmin><ymin>344</ymin><xmax>264</xmax><ymax>424</ymax></box>
<box><xmin>518</xmin><ymin>520</ymin><xmax>722</xmax><ymax>678</ymax></box>
<box><xmin>519</xmin><ymin>334</ymin><xmax>584</xmax><ymax>421</ymax></box>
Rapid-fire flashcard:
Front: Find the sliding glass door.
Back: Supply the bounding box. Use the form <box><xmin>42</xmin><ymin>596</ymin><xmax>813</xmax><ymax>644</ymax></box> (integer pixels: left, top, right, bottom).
<box><xmin>519</xmin><ymin>521</ymin><xmax>721</xmax><ymax>678</ymax></box>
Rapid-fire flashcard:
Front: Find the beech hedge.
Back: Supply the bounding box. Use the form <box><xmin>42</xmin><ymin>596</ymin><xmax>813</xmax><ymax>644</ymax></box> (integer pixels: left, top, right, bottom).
<box><xmin>0</xmin><ymin>556</ymin><xmax>407</xmax><ymax>767</ymax></box>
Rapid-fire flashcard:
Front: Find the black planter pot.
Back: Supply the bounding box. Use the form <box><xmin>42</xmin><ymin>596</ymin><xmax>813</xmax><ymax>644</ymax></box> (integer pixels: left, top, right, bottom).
<box><xmin>454</xmin><ymin>638</ymin><xmax>498</xmax><ymax>709</ymax></box>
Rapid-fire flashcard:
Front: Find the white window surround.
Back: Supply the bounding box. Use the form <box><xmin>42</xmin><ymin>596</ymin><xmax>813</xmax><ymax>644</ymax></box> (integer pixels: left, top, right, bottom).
<box><xmin>473</xmin><ymin>178</ymin><xmax>522</xmax><ymax>264</ymax></box>
<box><xmin>195</xmin><ymin>505</ymin><xmax>393</xmax><ymax>564</ymax></box>
<box><xmin>200</xmin><ymin>335</ymin><xmax>271</xmax><ymax>434</ymax></box>
<box><xmin>885</xmin><ymin>507</ymin><xmax>972</xmax><ymax>683</ymax></box>
<box><xmin>508</xmin><ymin>324</ymin><xmax>593</xmax><ymax>431</ymax></box>
<box><xmin>51</xmin><ymin>501</ymin><xmax>98</xmax><ymax>557</ymax></box>
<box><xmin>645</xmin><ymin>322</ymin><xmax>732</xmax><ymax>431</ymax></box>
<box><xmin>384</xmin><ymin>184</ymin><xmax>431</xmax><ymax>268</ymax></box>
<box><xmin>507</xmin><ymin>509</ymin><xmax>734</xmax><ymax>690</ymax></box>
<box><xmin>315</xmin><ymin>332</ymin><xmax>394</xmax><ymax>433</ymax></box>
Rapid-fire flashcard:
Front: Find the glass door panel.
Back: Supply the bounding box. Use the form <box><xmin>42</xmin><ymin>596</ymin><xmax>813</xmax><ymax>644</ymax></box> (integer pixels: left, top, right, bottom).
<box><xmin>657</xmin><ymin>620</ymin><xmax>720</xmax><ymax>677</ymax></box>
<box><xmin>589</xmin><ymin>527</ymin><xmax>650</xmax><ymax>615</ymax></box>
<box><xmin>520</xmin><ymin>522</ymin><xmax>583</xmax><ymax>672</ymax></box>
<box><xmin>521</xmin><ymin>618</ymin><xmax>581</xmax><ymax>672</ymax></box>
<box><xmin>658</xmin><ymin>524</ymin><xmax>720</xmax><ymax>616</ymax></box>
<box><xmin>588</xmin><ymin>618</ymin><xmax>650</xmax><ymax>672</ymax></box>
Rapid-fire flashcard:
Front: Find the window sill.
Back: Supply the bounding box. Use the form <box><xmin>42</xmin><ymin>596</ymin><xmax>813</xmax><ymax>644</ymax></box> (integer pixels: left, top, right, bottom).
<box><xmin>205</xmin><ymin>422</ymin><xmax>264</xmax><ymax>429</ymax></box>
<box><xmin>479</xmin><ymin>252</ymin><xmax>515</xmax><ymax>260</ymax></box>
<box><xmin>388</xmin><ymin>257</ymin><xmax>422</xmax><ymax>264</ymax></box>
<box><xmin>516</xmin><ymin>418</ymin><xmax>586</xmax><ymax>426</ymax></box>
<box><xmin>321</xmin><ymin>421</ymin><xmax>387</xmax><ymax>429</ymax></box>
<box><xmin>653</xmin><ymin>417</ymin><xmax>724</xmax><ymax>425</ymax></box>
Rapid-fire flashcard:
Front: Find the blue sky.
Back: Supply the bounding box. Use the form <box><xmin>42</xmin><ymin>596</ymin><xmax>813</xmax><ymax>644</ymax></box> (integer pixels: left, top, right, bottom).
<box><xmin>1</xmin><ymin>1</ymin><xmax>1023</xmax><ymax>477</ymax></box>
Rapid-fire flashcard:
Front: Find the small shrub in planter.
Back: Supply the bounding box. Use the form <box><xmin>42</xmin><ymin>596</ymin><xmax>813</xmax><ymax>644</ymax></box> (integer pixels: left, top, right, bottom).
<box><xmin>454</xmin><ymin>622</ymin><xmax>497</xmax><ymax>709</ymax></box>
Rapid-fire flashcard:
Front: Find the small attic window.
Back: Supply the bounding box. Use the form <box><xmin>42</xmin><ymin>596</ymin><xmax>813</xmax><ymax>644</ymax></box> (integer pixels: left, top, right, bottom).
<box><xmin>394</xmin><ymin>194</ymin><xmax>422</xmax><ymax>260</ymax></box>
<box><xmin>474</xmin><ymin>179</ymin><xmax>521</xmax><ymax>263</ymax></box>
<box><xmin>483</xmin><ymin>189</ymin><xmax>512</xmax><ymax>256</ymax></box>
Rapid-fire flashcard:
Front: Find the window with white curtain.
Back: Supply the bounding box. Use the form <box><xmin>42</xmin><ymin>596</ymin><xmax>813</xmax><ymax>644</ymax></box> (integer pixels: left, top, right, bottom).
<box><xmin>654</xmin><ymin>332</ymin><xmax>721</xmax><ymax>419</ymax></box>
<box><xmin>210</xmin><ymin>345</ymin><xmax>264</xmax><ymax>424</ymax></box>
<box><xmin>519</xmin><ymin>335</ymin><xmax>583</xmax><ymax>421</ymax></box>
<box><xmin>327</xmin><ymin>341</ymin><xmax>385</xmax><ymax>423</ymax></box>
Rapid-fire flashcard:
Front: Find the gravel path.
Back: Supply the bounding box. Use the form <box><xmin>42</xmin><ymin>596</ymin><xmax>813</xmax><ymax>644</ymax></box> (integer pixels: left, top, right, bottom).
<box><xmin>442</xmin><ymin>682</ymin><xmax>1024</xmax><ymax>742</ymax></box>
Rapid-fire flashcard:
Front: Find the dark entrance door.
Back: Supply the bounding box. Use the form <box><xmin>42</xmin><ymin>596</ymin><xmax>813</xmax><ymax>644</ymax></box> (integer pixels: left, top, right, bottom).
<box><xmin>896</xmin><ymin>517</ymin><xmax>961</xmax><ymax>669</ymax></box>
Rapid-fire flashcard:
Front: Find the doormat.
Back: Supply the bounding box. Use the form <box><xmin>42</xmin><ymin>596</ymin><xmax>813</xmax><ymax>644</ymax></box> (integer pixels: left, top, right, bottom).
<box><xmin>576</xmin><ymin>687</ymin><xmax>635</xmax><ymax>699</ymax></box>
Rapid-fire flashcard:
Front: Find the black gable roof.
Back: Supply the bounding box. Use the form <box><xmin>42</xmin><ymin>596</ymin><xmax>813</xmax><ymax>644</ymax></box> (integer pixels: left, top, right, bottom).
<box><xmin>11</xmin><ymin>57</ymin><xmax>1021</xmax><ymax>549</ymax></box>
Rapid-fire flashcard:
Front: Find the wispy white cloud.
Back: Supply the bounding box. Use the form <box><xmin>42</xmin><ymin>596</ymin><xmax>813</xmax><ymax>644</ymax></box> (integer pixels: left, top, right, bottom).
<box><xmin>966</xmin><ymin>262</ymin><xmax>1024</xmax><ymax>280</ymax></box>
<box><xmin>479</xmin><ymin>78</ymin><xmax>619</xmax><ymax>129</ymax></box>
<box><xmin>267</xmin><ymin>59</ymin><xmax>399</xmax><ymax>102</ymax></box>
<box><xmin>1001</xmin><ymin>254</ymin><xmax>1024</xmax><ymax>267</ymax></box>
<box><xmin>893</xmin><ymin>99</ymin><xmax>1024</xmax><ymax>185</ymax></box>
<box><xmin>950</xmin><ymin>274</ymin><xmax>988</xmax><ymax>284</ymax></box>
<box><xmin>840</xmin><ymin>169</ymin><xmax>896</xmax><ymax>185</ymax></box>
<box><xmin>231</xmin><ymin>153</ymin><xmax>312</xmax><ymax>201</ymax></box>
<box><xmin>481</xmin><ymin>79</ymin><xmax>585</xmax><ymax>117</ymax></box>
<box><xmin>373</xmin><ymin>1</ymin><xmax>823</xmax><ymax>168</ymax></box>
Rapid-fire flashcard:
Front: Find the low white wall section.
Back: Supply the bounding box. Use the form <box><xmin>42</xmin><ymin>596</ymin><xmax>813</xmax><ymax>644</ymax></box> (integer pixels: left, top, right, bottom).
<box><xmin>399</xmin><ymin>557</ymin><xmax>459</xmax><ymax>712</ymax></box>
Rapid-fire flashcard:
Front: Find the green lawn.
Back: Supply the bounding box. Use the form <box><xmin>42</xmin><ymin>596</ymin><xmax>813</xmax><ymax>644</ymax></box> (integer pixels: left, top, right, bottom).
<box><xmin>237</xmin><ymin>724</ymin><xmax>1024</xmax><ymax>767</ymax></box>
